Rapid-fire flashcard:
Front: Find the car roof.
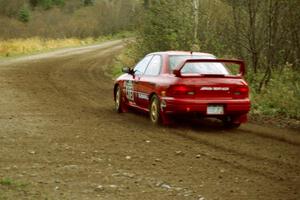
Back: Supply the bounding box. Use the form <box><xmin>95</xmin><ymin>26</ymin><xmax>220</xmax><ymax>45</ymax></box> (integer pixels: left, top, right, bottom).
<box><xmin>148</xmin><ymin>51</ymin><xmax>215</xmax><ymax>57</ymax></box>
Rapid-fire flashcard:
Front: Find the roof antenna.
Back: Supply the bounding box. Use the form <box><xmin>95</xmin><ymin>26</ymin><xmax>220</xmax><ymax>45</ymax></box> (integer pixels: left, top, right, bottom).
<box><xmin>190</xmin><ymin>51</ymin><xmax>193</xmax><ymax>55</ymax></box>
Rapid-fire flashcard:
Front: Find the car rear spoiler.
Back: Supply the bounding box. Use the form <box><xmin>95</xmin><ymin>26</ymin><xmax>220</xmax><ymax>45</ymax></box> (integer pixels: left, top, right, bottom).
<box><xmin>173</xmin><ymin>59</ymin><xmax>246</xmax><ymax>77</ymax></box>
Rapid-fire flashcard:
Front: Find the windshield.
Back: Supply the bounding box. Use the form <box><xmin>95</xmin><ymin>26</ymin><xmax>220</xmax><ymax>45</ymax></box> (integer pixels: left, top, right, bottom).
<box><xmin>169</xmin><ymin>55</ymin><xmax>230</xmax><ymax>75</ymax></box>
<box><xmin>181</xmin><ymin>62</ymin><xmax>230</xmax><ymax>75</ymax></box>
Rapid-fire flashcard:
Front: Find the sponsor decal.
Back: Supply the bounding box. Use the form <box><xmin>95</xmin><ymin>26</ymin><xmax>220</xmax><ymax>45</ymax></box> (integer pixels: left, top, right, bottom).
<box><xmin>125</xmin><ymin>81</ymin><xmax>134</xmax><ymax>101</ymax></box>
<box><xmin>200</xmin><ymin>87</ymin><xmax>229</xmax><ymax>91</ymax></box>
<box><xmin>138</xmin><ymin>93</ymin><xmax>148</xmax><ymax>100</ymax></box>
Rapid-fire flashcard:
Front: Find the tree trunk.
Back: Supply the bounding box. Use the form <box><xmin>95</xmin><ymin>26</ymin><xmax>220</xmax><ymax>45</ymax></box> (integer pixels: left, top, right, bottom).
<box><xmin>192</xmin><ymin>0</ymin><xmax>199</xmax><ymax>45</ymax></box>
<box><xmin>231</xmin><ymin>0</ymin><xmax>243</xmax><ymax>59</ymax></box>
<box><xmin>144</xmin><ymin>0</ymin><xmax>150</xmax><ymax>9</ymax></box>
<box><xmin>248</xmin><ymin>0</ymin><xmax>259</xmax><ymax>74</ymax></box>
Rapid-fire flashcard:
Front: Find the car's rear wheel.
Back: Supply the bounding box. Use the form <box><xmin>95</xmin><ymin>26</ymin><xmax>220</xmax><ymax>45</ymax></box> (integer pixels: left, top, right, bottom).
<box><xmin>223</xmin><ymin>116</ymin><xmax>241</xmax><ymax>129</ymax></box>
<box><xmin>150</xmin><ymin>95</ymin><xmax>161</xmax><ymax>124</ymax></box>
<box><xmin>115</xmin><ymin>86</ymin><xmax>124</xmax><ymax>113</ymax></box>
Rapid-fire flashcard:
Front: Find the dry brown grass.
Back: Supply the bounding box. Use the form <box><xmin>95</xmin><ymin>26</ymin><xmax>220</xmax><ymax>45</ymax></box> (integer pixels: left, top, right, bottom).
<box><xmin>0</xmin><ymin>37</ymin><xmax>102</xmax><ymax>57</ymax></box>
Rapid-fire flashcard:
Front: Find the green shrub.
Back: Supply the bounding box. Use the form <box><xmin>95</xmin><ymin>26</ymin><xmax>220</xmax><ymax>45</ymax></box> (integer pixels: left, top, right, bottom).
<box><xmin>19</xmin><ymin>5</ymin><xmax>30</xmax><ymax>23</ymax></box>
<box><xmin>0</xmin><ymin>178</ymin><xmax>12</xmax><ymax>186</ymax></box>
<box><xmin>250</xmin><ymin>66</ymin><xmax>300</xmax><ymax>119</ymax></box>
<box><xmin>83</xmin><ymin>0</ymin><xmax>94</xmax><ymax>6</ymax></box>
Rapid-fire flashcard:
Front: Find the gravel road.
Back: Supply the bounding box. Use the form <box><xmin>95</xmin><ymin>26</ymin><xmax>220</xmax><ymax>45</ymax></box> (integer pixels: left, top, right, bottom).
<box><xmin>0</xmin><ymin>40</ymin><xmax>299</xmax><ymax>200</ymax></box>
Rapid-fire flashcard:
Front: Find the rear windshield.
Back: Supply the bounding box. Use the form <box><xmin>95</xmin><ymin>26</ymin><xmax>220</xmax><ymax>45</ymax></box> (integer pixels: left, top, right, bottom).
<box><xmin>169</xmin><ymin>55</ymin><xmax>230</xmax><ymax>75</ymax></box>
<box><xmin>181</xmin><ymin>62</ymin><xmax>230</xmax><ymax>75</ymax></box>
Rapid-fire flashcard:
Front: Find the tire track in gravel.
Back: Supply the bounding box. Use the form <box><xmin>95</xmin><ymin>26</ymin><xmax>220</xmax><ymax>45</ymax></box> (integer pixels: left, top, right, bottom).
<box><xmin>106</xmin><ymin>111</ymin><xmax>299</xmax><ymax>182</ymax></box>
<box><xmin>241</xmin><ymin>126</ymin><xmax>300</xmax><ymax>146</ymax></box>
<box><xmin>168</xmin><ymin>128</ymin><xmax>299</xmax><ymax>181</ymax></box>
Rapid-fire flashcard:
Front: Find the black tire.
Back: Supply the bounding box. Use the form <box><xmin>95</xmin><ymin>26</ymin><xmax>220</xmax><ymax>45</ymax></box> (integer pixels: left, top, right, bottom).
<box><xmin>224</xmin><ymin>122</ymin><xmax>241</xmax><ymax>129</ymax></box>
<box><xmin>149</xmin><ymin>95</ymin><xmax>161</xmax><ymax>124</ymax></box>
<box><xmin>223</xmin><ymin>116</ymin><xmax>241</xmax><ymax>129</ymax></box>
<box><xmin>115</xmin><ymin>86</ymin><xmax>123</xmax><ymax>113</ymax></box>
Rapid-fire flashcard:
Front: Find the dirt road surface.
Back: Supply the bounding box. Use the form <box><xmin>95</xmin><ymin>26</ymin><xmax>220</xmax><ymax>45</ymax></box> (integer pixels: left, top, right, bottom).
<box><xmin>0</xmin><ymin>40</ymin><xmax>299</xmax><ymax>200</ymax></box>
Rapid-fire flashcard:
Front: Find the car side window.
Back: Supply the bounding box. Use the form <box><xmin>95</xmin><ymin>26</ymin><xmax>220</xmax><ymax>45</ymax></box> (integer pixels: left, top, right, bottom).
<box><xmin>134</xmin><ymin>55</ymin><xmax>153</xmax><ymax>75</ymax></box>
<box><xmin>144</xmin><ymin>55</ymin><xmax>161</xmax><ymax>76</ymax></box>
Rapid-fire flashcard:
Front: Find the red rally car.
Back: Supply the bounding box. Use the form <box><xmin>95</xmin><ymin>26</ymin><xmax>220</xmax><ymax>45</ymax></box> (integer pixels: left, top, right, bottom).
<box><xmin>114</xmin><ymin>51</ymin><xmax>250</xmax><ymax>128</ymax></box>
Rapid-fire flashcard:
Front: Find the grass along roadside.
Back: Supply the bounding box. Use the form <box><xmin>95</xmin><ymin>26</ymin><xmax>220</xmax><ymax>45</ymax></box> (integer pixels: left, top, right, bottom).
<box><xmin>249</xmin><ymin>67</ymin><xmax>300</xmax><ymax>129</ymax></box>
<box><xmin>0</xmin><ymin>32</ymin><xmax>133</xmax><ymax>59</ymax></box>
<box><xmin>0</xmin><ymin>177</ymin><xmax>27</xmax><ymax>187</ymax></box>
<box><xmin>0</xmin><ymin>177</ymin><xmax>28</xmax><ymax>190</ymax></box>
<box><xmin>0</xmin><ymin>178</ymin><xmax>29</xmax><ymax>200</ymax></box>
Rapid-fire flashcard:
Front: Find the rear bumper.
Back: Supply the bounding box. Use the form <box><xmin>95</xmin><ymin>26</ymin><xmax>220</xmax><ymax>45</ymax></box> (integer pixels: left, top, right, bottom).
<box><xmin>160</xmin><ymin>97</ymin><xmax>250</xmax><ymax>115</ymax></box>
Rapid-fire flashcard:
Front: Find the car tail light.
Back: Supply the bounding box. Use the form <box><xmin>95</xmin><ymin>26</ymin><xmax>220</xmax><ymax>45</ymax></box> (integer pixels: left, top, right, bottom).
<box><xmin>167</xmin><ymin>85</ymin><xmax>195</xmax><ymax>96</ymax></box>
<box><xmin>232</xmin><ymin>86</ymin><xmax>249</xmax><ymax>98</ymax></box>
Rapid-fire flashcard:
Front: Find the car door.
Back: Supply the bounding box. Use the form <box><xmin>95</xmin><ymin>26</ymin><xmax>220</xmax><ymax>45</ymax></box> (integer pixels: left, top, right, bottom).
<box><xmin>124</xmin><ymin>55</ymin><xmax>152</xmax><ymax>106</ymax></box>
<box><xmin>136</xmin><ymin>55</ymin><xmax>162</xmax><ymax>109</ymax></box>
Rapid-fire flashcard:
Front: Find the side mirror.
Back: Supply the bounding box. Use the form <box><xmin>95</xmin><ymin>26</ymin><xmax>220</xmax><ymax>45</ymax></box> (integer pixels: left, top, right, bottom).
<box><xmin>173</xmin><ymin>69</ymin><xmax>181</xmax><ymax>77</ymax></box>
<box><xmin>122</xmin><ymin>67</ymin><xmax>134</xmax><ymax>75</ymax></box>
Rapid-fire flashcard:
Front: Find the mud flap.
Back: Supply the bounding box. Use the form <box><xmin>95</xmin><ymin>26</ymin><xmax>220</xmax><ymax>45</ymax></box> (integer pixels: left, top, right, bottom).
<box><xmin>160</xmin><ymin>111</ymin><xmax>171</xmax><ymax>125</ymax></box>
<box><xmin>121</xmin><ymin>95</ymin><xmax>129</xmax><ymax>113</ymax></box>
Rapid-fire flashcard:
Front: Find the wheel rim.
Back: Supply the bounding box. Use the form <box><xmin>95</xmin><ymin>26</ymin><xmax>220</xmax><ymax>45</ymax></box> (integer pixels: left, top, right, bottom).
<box><xmin>115</xmin><ymin>88</ymin><xmax>120</xmax><ymax>110</ymax></box>
<box><xmin>150</xmin><ymin>100</ymin><xmax>158</xmax><ymax>122</ymax></box>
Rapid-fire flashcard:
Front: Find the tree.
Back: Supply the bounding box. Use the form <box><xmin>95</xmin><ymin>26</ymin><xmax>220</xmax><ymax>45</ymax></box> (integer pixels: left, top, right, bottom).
<box><xmin>19</xmin><ymin>5</ymin><xmax>30</xmax><ymax>23</ymax></box>
<box><xmin>137</xmin><ymin>0</ymin><xmax>194</xmax><ymax>56</ymax></box>
<box><xmin>29</xmin><ymin>0</ymin><xmax>39</xmax><ymax>7</ymax></box>
<box><xmin>144</xmin><ymin>0</ymin><xmax>150</xmax><ymax>9</ymax></box>
<box><xmin>41</xmin><ymin>0</ymin><xmax>53</xmax><ymax>10</ymax></box>
<box><xmin>247</xmin><ymin>0</ymin><xmax>262</xmax><ymax>74</ymax></box>
<box><xmin>29</xmin><ymin>0</ymin><xmax>64</xmax><ymax>8</ymax></box>
<box><xmin>0</xmin><ymin>0</ymin><xmax>24</xmax><ymax>17</ymax></box>
<box><xmin>52</xmin><ymin>0</ymin><xmax>65</xmax><ymax>7</ymax></box>
<box><xmin>83</xmin><ymin>0</ymin><xmax>94</xmax><ymax>6</ymax></box>
<box><xmin>192</xmin><ymin>0</ymin><xmax>200</xmax><ymax>48</ymax></box>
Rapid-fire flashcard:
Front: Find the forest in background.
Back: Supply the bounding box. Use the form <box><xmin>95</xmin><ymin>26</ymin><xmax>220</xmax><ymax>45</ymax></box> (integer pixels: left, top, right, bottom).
<box><xmin>0</xmin><ymin>0</ymin><xmax>137</xmax><ymax>57</ymax></box>
<box><xmin>0</xmin><ymin>0</ymin><xmax>299</xmax><ymax>121</ymax></box>
<box><xmin>0</xmin><ymin>0</ymin><xmax>138</xmax><ymax>38</ymax></box>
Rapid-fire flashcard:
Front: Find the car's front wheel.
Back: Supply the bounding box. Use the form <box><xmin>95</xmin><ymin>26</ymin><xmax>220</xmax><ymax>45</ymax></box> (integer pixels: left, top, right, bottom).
<box><xmin>115</xmin><ymin>86</ymin><xmax>125</xmax><ymax>113</ymax></box>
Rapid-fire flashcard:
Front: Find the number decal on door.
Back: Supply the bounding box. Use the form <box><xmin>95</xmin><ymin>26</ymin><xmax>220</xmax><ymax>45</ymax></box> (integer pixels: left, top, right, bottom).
<box><xmin>125</xmin><ymin>81</ymin><xmax>134</xmax><ymax>102</ymax></box>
